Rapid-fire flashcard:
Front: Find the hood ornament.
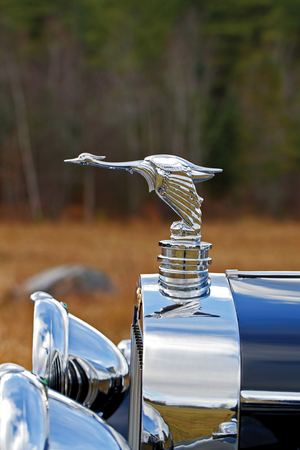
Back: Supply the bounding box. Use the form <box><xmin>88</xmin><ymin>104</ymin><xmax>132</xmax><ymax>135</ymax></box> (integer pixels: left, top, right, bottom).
<box><xmin>65</xmin><ymin>153</ymin><xmax>222</xmax><ymax>299</ymax></box>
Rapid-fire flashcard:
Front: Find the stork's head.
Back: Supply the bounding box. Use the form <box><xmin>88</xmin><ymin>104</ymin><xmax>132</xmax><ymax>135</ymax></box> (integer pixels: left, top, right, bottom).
<box><xmin>64</xmin><ymin>153</ymin><xmax>106</xmax><ymax>165</ymax></box>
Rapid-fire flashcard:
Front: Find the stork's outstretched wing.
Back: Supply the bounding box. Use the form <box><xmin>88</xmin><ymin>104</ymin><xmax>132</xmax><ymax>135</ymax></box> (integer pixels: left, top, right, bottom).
<box><xmin>157</xmin><ymin>170</ymin><xmax>202</xmax><ymax>229</ymax></box>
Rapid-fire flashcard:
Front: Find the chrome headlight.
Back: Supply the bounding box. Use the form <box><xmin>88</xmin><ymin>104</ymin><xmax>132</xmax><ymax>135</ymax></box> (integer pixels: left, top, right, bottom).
<box><xmin>31</xmin><ymin>291</ymin><xmax>129</xmax><ymax>418</ymax></box>
<box><xmin>0</xmin><ymin>363</ymin><xmax>131</xmax><ymax>450</ymax></box>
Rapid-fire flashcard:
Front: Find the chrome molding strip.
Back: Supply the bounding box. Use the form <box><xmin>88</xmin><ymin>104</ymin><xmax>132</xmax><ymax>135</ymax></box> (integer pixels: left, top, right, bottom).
<box><xmin>226</xmin><ymin>270</ymin><xmax>300</xmax><ymax>278</ymax></box>
<box><xmin>241</xmin><ymin>390</ymin><xmax>300</xmax><ymax>404</ymax></box>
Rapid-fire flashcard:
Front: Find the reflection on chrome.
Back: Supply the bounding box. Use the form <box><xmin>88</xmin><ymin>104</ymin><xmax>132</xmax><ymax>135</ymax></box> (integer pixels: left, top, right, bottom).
<box><xmin>0</xmin><ymin>364</ymin><xmax>131</xmax><ymax>450</ymax></box>
<box><xmin>212</xmin><ymin>419</ymin><xmax>238</xmax><ymax>438</ymax></box>
<box><xmin>31</xmin><ymin>291</ymin><xmax>129</xmax><ymax>418</ymax></box>
<box><xmin>142</xmin><ymin>402</ymin><xmax>173</xmax><ymax>450</ymax></box>
<box><xmin>145</xmin><ymin>300</ymin><xmax>219</xmax><ymax>319</ymax></box>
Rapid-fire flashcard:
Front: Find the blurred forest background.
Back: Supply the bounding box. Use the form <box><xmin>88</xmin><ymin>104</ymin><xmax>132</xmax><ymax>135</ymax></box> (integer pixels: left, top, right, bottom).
<box><xmin>1</xmin><ymin>0</ymin><xmax>300</xmax><ymax>221</ymax></box>
<box><xmin>1</xmin><ymin>0</ymin><xmax>300</xmax><ymax>368</ymax></box>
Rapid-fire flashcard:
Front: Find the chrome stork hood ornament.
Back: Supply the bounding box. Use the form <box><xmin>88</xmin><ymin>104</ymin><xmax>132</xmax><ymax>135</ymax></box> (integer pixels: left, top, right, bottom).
<box><xmin>65</xmin><ymin>153</ymin><xmax>222</xmax><ymax>299</ymax></box>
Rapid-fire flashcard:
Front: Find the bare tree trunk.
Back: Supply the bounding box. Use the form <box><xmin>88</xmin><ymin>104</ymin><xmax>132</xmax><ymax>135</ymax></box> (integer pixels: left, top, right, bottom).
<box><xmin>125</xmin><ymin>96</ymin><xmax>143</xmax><ymax>214</ymax></box>
<box><xmin>4</xmin><ymin>50</ymin><xmax>42</xmax><ymax>220</ymax></box>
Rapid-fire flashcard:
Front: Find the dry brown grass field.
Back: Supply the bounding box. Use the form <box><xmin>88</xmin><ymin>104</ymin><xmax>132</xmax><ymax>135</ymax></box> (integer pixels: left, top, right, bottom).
<box><xmin>0</xmin><ymin>216</ymin><xmax>299</xmax><ymax>370</ymax></box>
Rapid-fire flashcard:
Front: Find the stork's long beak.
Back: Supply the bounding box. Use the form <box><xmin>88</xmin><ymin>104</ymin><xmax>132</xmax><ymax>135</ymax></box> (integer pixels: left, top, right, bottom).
<box><xmin>64</xmin><ymin>157</ymin><xmax>82</xmax><ymax>164</ymax></box>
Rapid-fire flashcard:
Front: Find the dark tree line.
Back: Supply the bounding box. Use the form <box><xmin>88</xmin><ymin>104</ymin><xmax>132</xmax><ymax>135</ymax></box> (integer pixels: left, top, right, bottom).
<box><xmin>1</xmin><ymin>0</ymin><xmax>300</xmax><ymax>220</ymax></box>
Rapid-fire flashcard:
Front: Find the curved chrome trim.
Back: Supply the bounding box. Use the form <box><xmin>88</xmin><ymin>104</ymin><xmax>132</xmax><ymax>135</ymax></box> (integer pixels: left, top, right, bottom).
<box><xmin>241</xmin><ymin>390</ymin><xmax>300</xmax><ymax>404</ymax></box>
<box><xmin>140</xmin><ymin>272</ymin><xmax>241</xmax><ymax>448</ymax></box>
<box><xmin>32</xmin><ymin>291</ymin><xmax>69</xmax><ymax>394</ymax></box>
<box><xmin>118</xmin><ymin>339</ymin><xmax>131</xmax><ymax>368</ymax></box>
<box><xmin>226</xmin><ymin>270</ymin><xmax>300</xmax><ymax>278</ymax></box>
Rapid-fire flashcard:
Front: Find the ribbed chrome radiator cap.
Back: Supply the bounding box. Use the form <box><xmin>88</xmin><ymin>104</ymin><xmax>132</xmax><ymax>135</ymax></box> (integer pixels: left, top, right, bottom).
<box><xmin>158</xmin><ymin>240</ymin><xmax>212</xmax><ymax>299</ymax></box>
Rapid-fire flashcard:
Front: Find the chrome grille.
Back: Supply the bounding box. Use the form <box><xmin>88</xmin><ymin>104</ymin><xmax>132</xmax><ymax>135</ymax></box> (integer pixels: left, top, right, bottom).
<box><xmin>128</xmin><ymin>306</ymin><xmax>143</xmax><ymax>450</ymax></box>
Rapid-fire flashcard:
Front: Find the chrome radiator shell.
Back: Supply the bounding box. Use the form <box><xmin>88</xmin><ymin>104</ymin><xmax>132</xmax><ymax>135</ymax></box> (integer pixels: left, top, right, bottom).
<box><xmin>136</xmin><ymin>272</ymin><xmax>241</xmax><ymax>449</ymax></box>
